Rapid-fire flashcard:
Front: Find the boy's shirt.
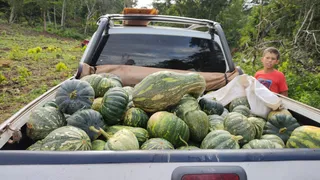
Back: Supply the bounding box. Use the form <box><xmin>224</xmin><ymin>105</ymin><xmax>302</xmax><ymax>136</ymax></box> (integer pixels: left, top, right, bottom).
<box><xmin>254</xmin><ymin>69</ymin><xmax>288</xmax><ymax>93</ymax></box>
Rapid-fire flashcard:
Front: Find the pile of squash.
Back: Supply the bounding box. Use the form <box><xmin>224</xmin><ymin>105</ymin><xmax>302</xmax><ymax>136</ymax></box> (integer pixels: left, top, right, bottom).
<box><xmin>26</xmin><ymin>71</ymin><xmax>320</xmax><ymax>151</ymax></box>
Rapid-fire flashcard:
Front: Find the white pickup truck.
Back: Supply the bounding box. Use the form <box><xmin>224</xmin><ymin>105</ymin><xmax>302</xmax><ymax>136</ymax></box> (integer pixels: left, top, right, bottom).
<box><xmin>0</xmin><ymin>9</ymin><xmax>319</xmax><ymax>180</ymax></box>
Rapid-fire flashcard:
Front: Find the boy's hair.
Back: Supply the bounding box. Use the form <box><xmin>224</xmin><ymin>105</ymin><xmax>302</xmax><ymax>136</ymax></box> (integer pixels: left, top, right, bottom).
<box><xmin>263</xmin><ymin>47</ymin><xmax>280</xmax><ymax>60</ymax></box>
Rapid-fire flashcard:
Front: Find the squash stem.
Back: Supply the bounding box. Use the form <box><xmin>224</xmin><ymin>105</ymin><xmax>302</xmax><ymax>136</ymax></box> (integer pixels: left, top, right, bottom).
<box><xmin>89</xmin><ymin>126</ymin><xmax>111</xmax><ymax>140</ymax></box>
<box><xmin>69</xmin><ymin>90</ymin><xmax>77</xmax><ymax>99</ymax></box>
<box><xmin>232</xmin><ymin>135</ymin><xmax>243</xmax><ymax>142</ymax></box>
<box><xmin>279</xmin><ymin>127</ymin><xmax>287</xmax><ymax>134</ymax></box>
<box><xmin>179</xmin><ymin>136</ymin><xmax>188</xmax><ymax>147</ymax></box>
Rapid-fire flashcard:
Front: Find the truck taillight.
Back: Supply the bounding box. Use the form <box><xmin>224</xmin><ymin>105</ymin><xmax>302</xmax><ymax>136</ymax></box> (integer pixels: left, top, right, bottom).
<box><xmin>182</xmin><ymin>174</ymin><xmax>239</xmax><ymax>180</ymax></box>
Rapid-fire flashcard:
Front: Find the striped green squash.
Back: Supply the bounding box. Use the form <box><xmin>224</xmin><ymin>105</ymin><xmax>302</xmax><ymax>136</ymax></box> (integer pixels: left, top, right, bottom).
<box><xmin>132</xmin><ymin>71</ymin><xmax>206</xmax><ymax>112</ymax></box>
<box><xmin>123</xmin><ymin>86</ymin><xmax>134</xmax><ymax>101</ymax></box>
<box><xmin>171</xmin><ymin>94</ymin><xmax>200</xmax><ymax>119</ymax></box>
<box><xmin>141</xmin><ymin>138</ymin><xmax>174</xmax><ymax>150</ymax></box>
<box><xmin>147</xmin><ymin>111</ymin><xmax>190</xmax><ymax>148</ymax></box>
<box><xmin>81</xmin><ymin>73</ymin><xmax>122</xmax><ymax>98</ymax></box>
<box><xmin>26</xmin><ymin>106</ymin><xmax>66</xmax><ymax>141</ymax></box>
<box><xmin>123</xmin><ymin>107</ymin><xmax>149</xmax><ymax>128</ymax></box>
<box><xmin>66</xmin><ymin>109</ymin><xmax>105</xmax><ymax>141</ymax></box>
<box><xmin>103</xmin><ymin>125</ymin><xmax>149</xmax><ymax>146</ymax></box>
<box><xmin>55</xmin><ymin>79</ymin><xmax>95</xmax><ymax>115</ymax></box>
<box><xmin>92</xmin><ymin>140</ymin><xmax>106</xmax><ymax>150</ymax></box>
<box><xmin>242</xmin><ymin>139</ymin><xmax>276</xmax><ymax>149</ymax></box>
<box><xmin>92</xmin><ymin>97</ymin><xmax>103</xmax><ymax>112</ymax></box>
<box><xmin>248</xmin><ymin>117</ymin><xmax>266</xmax><ymax>139</ymax></box>
<box><xmin>232</xmin><ymin>105</ymin><xmax>251</xmax><ymax>117</ymax></box>
<box><xmin>30</xmin><ymin>126</ymin><xmax>92</xmax><ymax>151</ymax></box>
<box><xmin>224</xmin><ymin>112</ymin><xmax>256</xmax><ymax>145</ymax></box>
<box><xmin>177</xmin><ymin>146</ymin><xmax>200</xmax><ymax>150</ymax></box>
<box><xmin>228</xmin><ymin>96</ymin><xmax>250</xmax><ymax>112</ymax></box>
<box><xmin>263</xmin><ymin>114</ymin><xmax>300</xmax><ymax>143</ymax></box>
<box><xmin>261</xmin><ymin>134</ymin><xmax>285</xmax><ymax>148</ymax></box>
<box><xmin>104</xmin><ymin>129</ymin><xmax>139</xmax><ymax>151</ymax></box>
<box><xmin>200</xmin><ymin>130</ymin><xmax>242</xmax><ymax>149</ymax></box>
<box><xmin>181</xmin><ymin>110</ymin><xmax>209</xmax><ymax>142</ymax></box>
<box><xmin>43</xmin><ymin>100</ymin><xmax>58</xmax><ymax>109</ymax></box>
<box><xmin>100</xmin><ymin>87</ymin><xmax>129</xmax><ymax>125</ymax></box>
<box><xmin>208</xmin><ymin>115</ymin><xmax>224</xmax><ymax>131</ymax></box>
<box><xmin>286</xmin><ymin>125</ymin><xmax>320</xmax><ymax>148</ymax></box>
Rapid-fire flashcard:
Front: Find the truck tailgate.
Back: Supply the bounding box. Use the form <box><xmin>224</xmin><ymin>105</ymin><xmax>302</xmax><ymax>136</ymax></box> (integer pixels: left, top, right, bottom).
<box><xmin>0</xmin><ymin>150</ymin><xmax>319</xmax><ymax>180</ymax></box>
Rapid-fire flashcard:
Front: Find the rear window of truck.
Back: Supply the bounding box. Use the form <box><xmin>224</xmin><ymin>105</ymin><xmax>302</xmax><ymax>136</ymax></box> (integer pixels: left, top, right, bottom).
<box><xmin>96</xmin><ymin>34</ymin><xmax>226</xmax><ymax>73</ymax></box>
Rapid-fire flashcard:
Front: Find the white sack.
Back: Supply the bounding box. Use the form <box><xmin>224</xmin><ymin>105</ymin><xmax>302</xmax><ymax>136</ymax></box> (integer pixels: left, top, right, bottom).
<box><xmin>202</xmin><ymin>74</ymin><xmax>282</xmax><ymax>118</ymax></box>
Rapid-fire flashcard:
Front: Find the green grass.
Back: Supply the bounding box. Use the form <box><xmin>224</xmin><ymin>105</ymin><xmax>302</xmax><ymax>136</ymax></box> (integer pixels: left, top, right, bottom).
<box><xmin>0</xmin><ymin>23</ymin><xmax>84</xmax><ymax>123</ymax></box>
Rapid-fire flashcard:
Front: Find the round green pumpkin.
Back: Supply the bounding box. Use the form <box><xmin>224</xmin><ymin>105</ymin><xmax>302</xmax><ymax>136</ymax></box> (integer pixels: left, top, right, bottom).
<box><xmin>232</xmin><ymin>105</ymin><xmax>251</xmax><ymax>117</ymax></box>
<box><xmin>81</xmin><ymin>73</ymin><xmax>122</xmax><ymax>98</ymax></box>
<box><xmin>261</xmin><ymin>134</ymin><xmax>285</xmax><ymax>148</ymax></box>
<box><xmin>92</xmin><ymin>140</ymin><xmax>106</xmax><ymax>150</ymax></box>
<box><xmin>26</xmin><ymin>106</ymin><xmax>66</xmax><ymax>141</ymax></box>
<box><xmin>147</xmin><ymin>111</ymin><xmax>190</xmax><ymax>148</ymax></box>
<box><xmin>208</xmin><ymin>115</ymin><xmax>225</xmax><ymax>131</ymax></box>
<box><xmin>171</xmin><ymin>94</ymin><xmax>200</xmax><ymax>119</ymax></box>
<box><xmin>141</xmin><ymin>138</ymin><xmax>174</xmax><ymax>150</ymax></box>
<box><xmin>228</xmin><ymin>96</ymin><xmax>250</xmax><ymax>112</ymax></box>
<box><xmin>286</xmin><ymin>125</ymin><xmax>320</xmax><ymax>148</ymax></box>
<box><xmin>182</xmin><ymin>110</ymin><xmax>209</xmax><ymax>142</ymax></box>
<box><xmin>242</xmin><ymin>139</ymin><xmax>276</xmax><ymax>149</ymax></box>
<box><xmin>199</xmin><ymin>98</ymin><xmax>224</xmax><ymax>115</ymax></box>
<box><xmin>103</xmin><ymin>125</ymin><xmax>149</xmax><ymax>146</ymax></box>
<box><xmin>104</xmin><ymin>129</ymin><xmax>139</xmax><ymax>151</ymax></box>
<box><xmin>123</xmin><ymin>107</ymin><xmax>149</xmax><ymax>128</ymax></box>
<box><xmin>34</xmin><ymin>126</ymin><xmax>92</xmax><ymax>151</ymax></box>
<box><xmin>224</xmin><ymin>112</ymin><xmax>256</xmax><ymax>145</ymax></box>
<box><xmin>55</xmin><ymin>79</ymin><xmax>95</xmax><ymax>115</ymax></box>
<box><xmin>66</xmin><ymin>109</ymin><xmax>105</xmax><ymax>140</ymax></box>
<box><xmin>263</xmin><ymin>114</ymin><xmax>300</xmax><ymax>143</ymax></box>
<box><xmin>200</xmin><ymin>130</ymin><xmax>242</xmax><ymax>149</ymax></box>
<box><xmin>100</xmin><ymin>87</ymin><xmax>129</xmax><ymax>125</ymax></box>
<box><xmin>248</xmin><ymin>117</ymin><xmax>266</xmax><ymax>139</ymax></box>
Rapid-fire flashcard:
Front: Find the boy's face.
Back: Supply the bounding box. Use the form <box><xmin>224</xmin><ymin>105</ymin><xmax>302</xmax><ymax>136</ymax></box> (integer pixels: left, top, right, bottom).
<box><xmin>261</xmin><ymin>52</ymin><xmax>279</xmax><ymax>69</ymax></box>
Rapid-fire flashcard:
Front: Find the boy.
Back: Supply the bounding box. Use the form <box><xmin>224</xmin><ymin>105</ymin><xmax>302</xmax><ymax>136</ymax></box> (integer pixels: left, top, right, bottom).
<box><xmin>254</xmin><ymin>47</ymin><xmax>288</xmax><ymax>97</ymax></box>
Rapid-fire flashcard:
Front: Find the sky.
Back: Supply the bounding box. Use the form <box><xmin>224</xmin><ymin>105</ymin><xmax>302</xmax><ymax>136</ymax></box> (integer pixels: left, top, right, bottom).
<box><xmin>135</xmin><ymin>0</ymin><xmax>156</xmax><ymax>8</ymax></box>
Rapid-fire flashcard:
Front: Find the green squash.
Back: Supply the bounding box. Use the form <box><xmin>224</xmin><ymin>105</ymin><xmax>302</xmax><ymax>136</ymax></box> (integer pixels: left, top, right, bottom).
<box><xmin>104</xmin><ymin>129</ymin><xmax>139</xmax><ymax>151</ymax></box>
<box><xmin>26</xmin><ymin>106</ymin><xmax>66</xmax><ymax>141</ymax></box>
<box><xmin>286</xmin><ymin>125</ymin><xmax>320</xmax><ymax>148</ymax></box>
<box><xmin>141</xmin><ymin>138</ymin><xmax>174</xmax><ymax>150</ymax></box>
<box><xmin>177</xmin><ymin>146</ymin><xmax>200</xmax><ymax>150</ymax></box>
<box><xmin>232</xmin><ymin>105</ymin><xmax>251</xmax><ymax>117</ymax></box>
<box><xmin>220</xmin><ymin>108</ymin><xmax>229</xmax><ymax>118</ymax></box>
<box><xmin>208</xmin><ymin>115</ymin><xmax>224</xmax><ymax>131</ymax></box>
<box><xmin>123</xmin><ymin>107</ymin><xmax>149</xmax><ymax>128</ymax></box>
<box><xmin>182</xmin><ymin>110</ymin><xmax>209</xmax><ymax>142</ymax></box>
<box><xmin>261</xmin><ymin>134</ymin><xmax>285</xmax><ymax>148</ymax></box>
<box><xmin>200</xmin><ymin>130</ymin><xmax>242</xmax><ymax>149</ymax></box>
<box><xmin>92</xmin><ymin>97</ymin><xmax>103</xmax><ymax>112</ymax></box>
<box><xmin>248</xmin><ymin>117</ymin><xmax>266</xmax><ymax>139</ymax></box>
<box><xmin>123</xmin><ymin>86</ymin><xmax>134</xmax><ymax>101</ymax></box>
<box><xmin>132</xmin><ymin>71</ymin><xmax>206</xmax><ymax>112</ymax></box>
<box><xmin>30</xmin><ymin>126</ymin><xmax>92</xmax><ymax>151</ymax></box>
<box><xmin>66</xmin><ymin>109</ymin><xmax>105</xmax><ymax>140</ymax></box>
<box><xmin>92</xmin><ymin>140</ymin><xmax>106</xmax><ymax>150</ymax></box>
<box><xmin>27</xmin><ymin>140</ymin><xmax>44</xmax><ymax>151</ymax></box>
<box><xmin>224</xmin><ymin>112</ymin><xmax>256</xmax><ymax>145</ymax></box>
<box><xmin>81</xmin><ymin>73</ymin><xmax>122</xmax><ymax>98</ymax></box>
<box><xmin>55</xmin><ymin>79</ymin><xmax>95</xmax><ymax>115</ymax></box>
<box><xmin>43</xmin><ymin>99</ymin><xmax>58</xmax><ymax>109</ymax></box>
<box><xmin>171</xmin><ymin>94</ymin><xmax>200</xmax><ymax>119</ymax></box>
<box><xmin>147</xmin><ymin>111</ymin><xmax>190</xmax><ymax>148</ymax></box>
<box><xmin>103</xmin><ymin>125</ymin><xmax>149</xmax><ymax>146</ymax></box>
<box><xmin>100</xmin><ymin>87</ymin><xmax>129</xmax><ymax>125</ymax></box>
<box><xmin>263</xmin><ymin>114</ymin><xmax>300</xmax><ymax>143</ymax></box>
<box><xmin>267</xmin><ymin>108</ymin><xmax>292</xmax><ymax>120</ymax></box>
<box><xmin>228</xmin><ymin>96</ymin><xmax>250</xmax><ymax>112</ymax></box>
<box><xmin>199</xmin><ymin>98</ymin><xmax>224</xmax><ymax>115</ymax></box>
<box><xmin>242</xmin><ymin>139</ymin><xmax>276</xmax><ymax>149</ymax></box>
